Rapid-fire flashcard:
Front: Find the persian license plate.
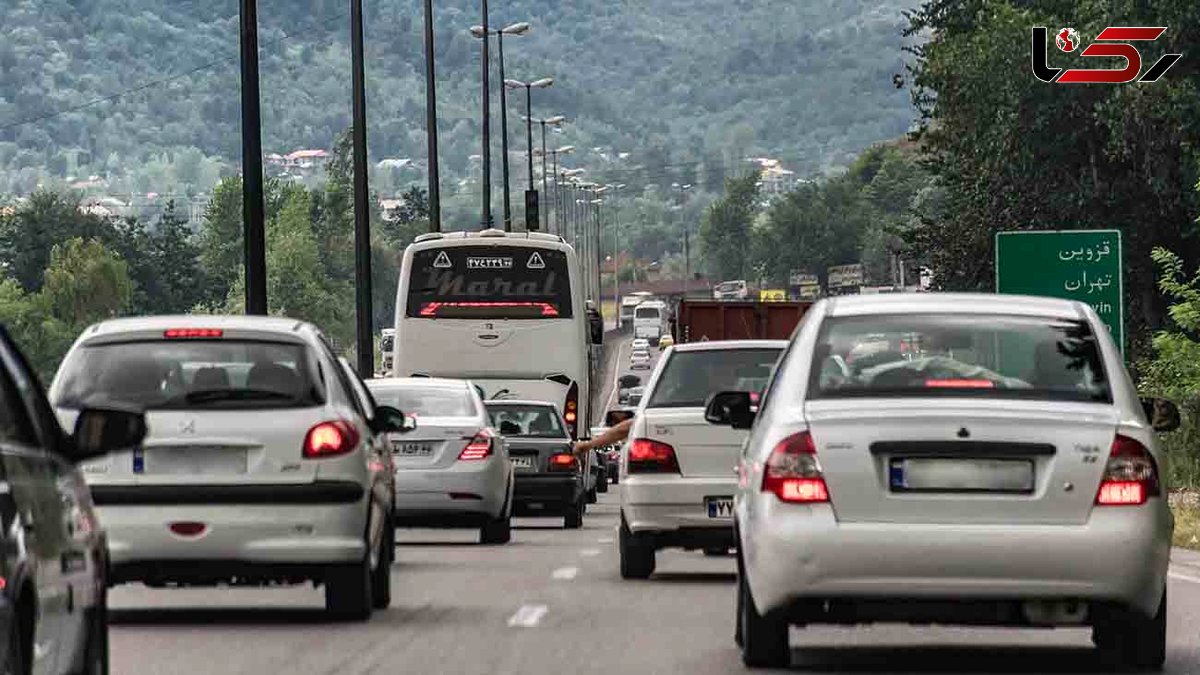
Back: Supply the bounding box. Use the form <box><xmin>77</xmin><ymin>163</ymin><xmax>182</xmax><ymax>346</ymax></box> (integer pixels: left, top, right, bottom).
<box><xmin>391</xmin><ymin>441</ymin><xmax>434</xmax><ymax>457</ymax></box>
<box><xmin>889</xmin><ymin>458</ymin><xmax>1034</xmax><ymax>493</ymax></box>
<box><xmin>511</xmin><ymin>456</ymin><xmax>535</xmax><ymax>469</ymax></box>
<box><xmin>145</xmin><ymin>447</ymin><xmax>247</xmax><ymax>475</ymax></box>
<box><xmin>705</xmin><ymin>496</ymin><xmax>735</xmax><ymax>519</ymax></box>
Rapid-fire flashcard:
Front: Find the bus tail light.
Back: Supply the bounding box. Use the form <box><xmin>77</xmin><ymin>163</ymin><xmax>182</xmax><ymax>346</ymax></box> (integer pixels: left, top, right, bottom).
<box><xmin>762</xmin><ymin>431</ymin><xmax>829</xmax><ymax>504</ymax></box>
<box><xmin>564</xmin><ymin>382</ymin><xmax>579</xmax><ymax>440</ymax></box>
<box><xmin>1095</xmin><ymin>435</ymin><xmax>1160</xmax><ymax>506</ymax></box>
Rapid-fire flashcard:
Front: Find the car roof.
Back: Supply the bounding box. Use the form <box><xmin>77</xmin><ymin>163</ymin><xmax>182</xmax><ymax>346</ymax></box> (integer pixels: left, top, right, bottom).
<box><xmin>483</xmin><ymin>400</ymin><xmax>561</xmax><ymax>409</ymax></box>
<box><xmin>825</xmin><ymin>292</ymin><xmax>1086</xmax><ymax>319</ymax></box>
<box><xmin>365</xmin><ymin>377</ymin><xmax>471</xmax><ymax>390</ymax></box>
<box><xmin>77</xmin><ymin>314</ymin><xmax>315</xmax><ymax>345</ymax></box>
<box><xmin>671</xmin><ymin>339</ymin><xmax>789</xmax><ymax>352</ymax></box>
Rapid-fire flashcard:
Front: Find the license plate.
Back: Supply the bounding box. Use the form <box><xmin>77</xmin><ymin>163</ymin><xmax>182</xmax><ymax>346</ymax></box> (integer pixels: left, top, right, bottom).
<box><xmin>145</xmin><ymin>447</ymin><xmax>247</xmax><ymax>475</ymax></box>
<box><xmin>511</xmin><ymin>456</ymin><xmax>534</xmax><ymax>469</ymax></box>
<box><xmin>706</xmin><ymin>496</ymin><xmax>735</xmax><ymax>519</ymax></box>
<box><xmin>391</xmin><ymin>441</ymin><xmax>434</xmax><ymax>457</ymax></box>
<box><xmin>889</xmin><ymin>458</ymin><xmax>1034</xmax><ymax>493</ymax></box>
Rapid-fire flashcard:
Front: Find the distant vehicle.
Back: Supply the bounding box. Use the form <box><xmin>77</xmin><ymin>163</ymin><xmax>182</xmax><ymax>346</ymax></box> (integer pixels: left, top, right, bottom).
<box><xmin>380</xmin><ymin>328</ymin><xmax>395</xmax><ymax>374</ymax></box>
<box><xmin>619</xmin><ymin>292</ymin><xmax>654</xmax><ymax>328</ymax></box>
<box><xmin>485</xmin><ymin>401</ymin><xmax>589</xmax><ymax>529</ymax></box>
<box><xmin>713</xmin><ymin>279</ymin><xmax>750</xmax><ymax>300</ymax></box>
<box><xmin>658</xmin><ymin>334</ymin><xmax>675</xmax><ymax>351</ymax></box>
<box><xmin>619</xmin><ymin>385</ymin><xmax>644</xmax><ymax>405</ymax></box>
<box><xmin>618</xmin><ymin>374</ymin><xmax>642</xmax><ymax>389</ymax></box>
<box><xmin>715</xmin><ymin>293</ymin><xmax>1179</xmax><ymax>669</ymax></box>
<box><xmin>627</xmin><ymin>389</ymin><xmax>645</xmax><ymax>406</ymax></box>
<box><xmin>50</xmin><ymin>316</ymin><xmax>405</xmax><ymax>621</ymax></box>
<box><xmin>630</xmin><ymin>350</ymin><xmax>652</xmax><ymax>371</ymax></box>
<box><xmin>631</xmin><ymin>338</ymin><xmax>651</xmax><ymax>351</ymax></box>
<box><xmin>365</xmin><ymin>377</ymin><xmax>514</xmax><ymax>545</ymax></box>
<box><xmin>393</xmin><ymin>230</ymin><xmax>600</xmax><ymax>442</ymax></box>
<box><xmin>0</xmin><ymin>324</ymin><xmax>145</xmax><ymax>675</ymax></box>
<box><xmin>633</xmin><ymin>301</ymin><xmax>668</xmax><ymax>340</ymax></box>
<box><xmin>672</xmin><ymin>299</ymin><xmax>812</xmax><ymax>344</ymax></box>
<box><xmin>591</xmin><ymin>427</ymin><xmax>621</xmax><ymax>485</ymax></box>
<box><xmin>617</xmin><ymin>340</ymin><xmax>786</xmax><ymax>581</ymax></box>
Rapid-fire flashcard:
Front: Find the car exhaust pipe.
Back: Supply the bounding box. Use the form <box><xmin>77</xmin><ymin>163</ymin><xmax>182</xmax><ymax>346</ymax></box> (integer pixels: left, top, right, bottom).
<box><xmin>1022</xmin><ymin>600</ymin><xmax>1088</xmax><ymax>625</ymax></box>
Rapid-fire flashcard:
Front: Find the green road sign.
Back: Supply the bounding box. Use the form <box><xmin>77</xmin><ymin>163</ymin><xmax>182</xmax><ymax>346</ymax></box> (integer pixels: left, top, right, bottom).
<box><xmin>995</xmin><ymin>230</ymin><xmax>1123</xmax><ymax>354</ymax></box>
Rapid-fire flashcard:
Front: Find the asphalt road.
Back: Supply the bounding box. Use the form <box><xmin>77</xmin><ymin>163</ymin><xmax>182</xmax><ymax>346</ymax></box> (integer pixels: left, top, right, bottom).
<box><xmin>106</xmin><ymin>333</ymin><xmax>1200</xmax><ymax>673</ymax></box>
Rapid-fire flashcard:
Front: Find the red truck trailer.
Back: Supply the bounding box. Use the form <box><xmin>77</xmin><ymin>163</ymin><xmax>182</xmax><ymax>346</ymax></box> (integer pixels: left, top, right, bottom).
<box><xmin>671</xmin><ymin>299</ymin><xmax>813</xmax><ymax>343</ymax></box>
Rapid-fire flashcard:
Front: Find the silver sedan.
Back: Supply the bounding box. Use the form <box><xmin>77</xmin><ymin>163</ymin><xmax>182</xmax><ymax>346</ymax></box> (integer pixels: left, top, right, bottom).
<box><xmin>366</xmin><ymin>377</ymin><xmax>514</xmax><ymax>545</ymax></box>
<box><xmin>708</xmin><ymin>293</ymin><xmax>1180</xmax><ymax>669</ymax></box>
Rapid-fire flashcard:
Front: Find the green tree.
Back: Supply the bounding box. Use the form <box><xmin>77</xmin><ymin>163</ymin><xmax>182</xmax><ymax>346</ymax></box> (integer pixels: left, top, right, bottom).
<box><xmin>699</xmin><ymin>174</ymin><xmax>759</xmax><ymax>281</ymax></box>
<box><xmin>197</xmin><ymin>176</ymin><xmax>243</xmax><ymax>305</ymax></box>
<box><xmin>41</xmin><ymin>238</ymin><xmax>132</xmax><ymax>326</ymax></box>
<box><xmin>0</xmin><ymin>191</ymin><xmax>110</xmax><ymax>292</ymax></box>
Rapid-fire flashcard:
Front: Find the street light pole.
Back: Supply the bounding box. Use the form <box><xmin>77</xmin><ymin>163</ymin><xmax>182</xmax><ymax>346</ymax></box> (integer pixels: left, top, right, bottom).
<box><xmin>422</xmin><ymin>0</ymin><xmax>440</xmax><ymax>232</ymax></box>
<box><xmin>238</xmin><ymin>0</ymin><xmax>267</xmax><ymax>315</ymax></box>
<box><xmin>474</xmin><ymin>23</ymin><xmax>529</xmax><ymax>232</ymax></box>
<box><xmin>350</xmin><ymin>0</ymin><xmax>373</xmax><ymax>376</ymax></box>
<box><xmin>540</xmin><ymin>122</ymin><xmax>548</xmax><ymax>232</ymax></box>
<box><xmin>672</xmin><ymin>182</ymin><xmax>693</xmax><ymax>296</ymax></box>
<box><xmin>479</xmin><ymin>0</ymin><xmax>491</xmax><ymax>230</ymax></box>
<box><xmin>504</xmin><ymin>77</ymin><xmax>552</xmax><ymax>230</ymax></box>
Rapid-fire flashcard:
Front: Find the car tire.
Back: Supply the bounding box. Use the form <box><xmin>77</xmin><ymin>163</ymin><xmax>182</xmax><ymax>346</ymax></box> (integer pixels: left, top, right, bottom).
<box><xmin>72</xmin><ymin>586</ymin><xmax>109</xmax><ymax>675</ymax></box>
<box><xmin>2</xmin><ymin>601</ymin><xmax>26</xmax><ymax>675</ymax></box>
<box><xmin>738</xmin><ymin>571</ymin><xmax>789</xmax><ymax>668</ymax></box>
<box><xmin>587</xmin><ymin>483</ymin><xmax>598</xmax><ymax>504</ymax></box>
<box><xmin>618</xmin><ymin>518</ymin><xmax>655</xmax><ymax>579</ymax></box>
<box><xmin>370</xmin><ymin>521</ymin><xmax>394</xmax><ymax>610</ymax></box>
<box><xmin>597</xmin><ymin>470</ymin><xmax>609</xmax><ymax>494</ymax></box>
<box><xmin>1094</xmin><ymin>589</ymin><xmax>1166</xmax><ymax>671</ymax></box>
<box><xmin>325</xmin><ymin>554</ymin><xmax>373</xmax><ymax>621</ymax></box>
<box><xmin>564</xmin><ymin>497</ymin><xmax>585</xmax><ymax>529</ymax></box>
<box><xmin>611</xmin><ymin>470</ymin><xmax>619</xmax><ymax>486</ymax></box>
<box><xmin>481</xmin><ymin>514</ymin><xmax>512</xmax><ymax>545</ymax></box>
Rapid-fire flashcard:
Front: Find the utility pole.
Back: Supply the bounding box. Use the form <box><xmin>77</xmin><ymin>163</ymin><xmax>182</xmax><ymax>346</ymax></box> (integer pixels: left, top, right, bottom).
<box><xmin>350</xmin><ymin>0</ymin><xmax>373</xmax><ymax>376</ymax></box>
<box><xmin>422</xmin><ymin>0</ymin><xmax>441</xmax><ymax>231</ymax></box>
<box><xmin>239</xmin><ymin>0</ymin><xmax>267</xmax><ymax>315</ymax></box>
<box><xmin>479</xmin><ymin>0</ymin><xmax>492</xmax><ymax>229</ymax></box>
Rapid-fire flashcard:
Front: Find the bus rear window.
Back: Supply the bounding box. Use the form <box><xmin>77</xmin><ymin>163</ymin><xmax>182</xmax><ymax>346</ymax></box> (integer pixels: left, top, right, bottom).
<box><xmin>635</xmin><ymin>307</ymin><xmax>660</xmax><ymax>319</ymax></box>
<box><xmin>406</xmin><ymin>246</ymin><xmax>573</xmax><ymax>319</ymax></box>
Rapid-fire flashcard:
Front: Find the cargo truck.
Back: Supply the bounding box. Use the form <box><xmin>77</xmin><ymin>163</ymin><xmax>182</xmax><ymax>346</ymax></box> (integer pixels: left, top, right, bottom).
<box><xmin>670</xmin><ymin>299</ymin><xmax>812</xmax><ymax>343</ymax></box>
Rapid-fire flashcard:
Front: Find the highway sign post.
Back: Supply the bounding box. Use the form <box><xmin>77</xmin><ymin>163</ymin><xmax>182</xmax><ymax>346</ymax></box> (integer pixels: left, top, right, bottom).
<box><xmin>827</xmin><ymin>263</ymin><xmax>864</xmax><ymax>296</ymax></box>
<box><xmin>995</xmin><ymin>229</ymin><xmax>1123</xmax><ymax>354</ymax></box>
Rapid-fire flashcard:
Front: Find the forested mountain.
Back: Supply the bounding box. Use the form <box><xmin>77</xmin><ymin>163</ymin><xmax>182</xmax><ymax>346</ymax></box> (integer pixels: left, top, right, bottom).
<box><xmin>0</xmin><ymin>0</ymin><xmax>918</xmax><ymax>201</ymax></box>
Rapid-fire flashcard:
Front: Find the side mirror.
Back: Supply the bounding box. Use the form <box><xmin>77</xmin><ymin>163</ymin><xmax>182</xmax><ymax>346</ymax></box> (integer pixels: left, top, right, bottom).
<box><xmin>589</xmin><ymin>316</ymin><xmax>604</xmax><ymax>345</ymax></box>
<box><xmin>1141</xmin><ymin>397</ymin><xmax>1181</xmax><ymax>433</ymax></box>
<box><xmin>605</xmin><ymin>409</ymin><xmax>635</xmax><ymax>427</ymax></box>
<box><xmin>705</xmin><ymin>391</ymin><xmax>755</xmax><ymax>430</ymax></box>
<box><xmin>499</xmin><ymin>420</ymin><xmax>522</xmax><ymax>436</ymax></box>
<box><xmin>70</xmin><ymin>407</ymin><xmax>147</xmax><ymax>463</ymax></box>
<box><xmin>372</xmin><ymin>405</ymin><xmax>416</xmax><ymax>434</ymax></box>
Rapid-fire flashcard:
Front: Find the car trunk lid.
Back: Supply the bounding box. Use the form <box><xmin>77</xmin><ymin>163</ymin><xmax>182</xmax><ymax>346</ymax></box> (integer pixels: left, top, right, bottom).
<box><xmin>639</xmin><ymin>407</ymin><xmax>746</xmax><ymax>478</ymax></box>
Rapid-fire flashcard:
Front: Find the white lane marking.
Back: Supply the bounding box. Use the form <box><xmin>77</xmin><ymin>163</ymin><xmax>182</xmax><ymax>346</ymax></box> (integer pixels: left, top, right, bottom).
<box><xmin>552</xmin><ymin>566</ymin><xmax>579</xmax><ymax>580</ymax></box>
<box><xmin>580</xmin><ymin>548</ymin><xmax>601</xmax><ymax>557</ymax></box>
<box><xmin>507</xmin><ymin>604</ymin><xmax>549</xmax><ymax>628</ymax></box>
<box><xmin>1169</xmin><ymin>569</ymin><xmax>1200</xmax><ymax>585</ymax></box>
<box><xmin>603</xmin><ymin>340</ymin><xmax>629</xmax><ymax>415</ymax></box>
<box><xmin>598</xmin><ymin>537</ymin><xmax>614</xmax><ymax>544</ymax></box>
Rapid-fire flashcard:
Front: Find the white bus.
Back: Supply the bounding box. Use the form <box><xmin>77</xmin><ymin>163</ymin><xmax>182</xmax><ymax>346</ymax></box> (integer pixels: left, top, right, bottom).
<box><xmin>632</xmin><ymin>300</ymin><xmax>668</xmax><ymax>340</ymax></box>
<box><xmin>393</xmin><ymin>229</ymin><xmax>600</xmax><ymax>439</ymax></box>
<box><xmin>619</xmin><ymin>291</ymin><xmax>653</xmax><ymax>328</ymax></box>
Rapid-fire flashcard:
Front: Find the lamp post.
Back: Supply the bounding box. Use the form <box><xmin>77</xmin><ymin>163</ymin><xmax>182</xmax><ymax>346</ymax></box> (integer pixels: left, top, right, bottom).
<box><xmin>422</xmin><ymin>0</ymin><xmax>440</xmax><ymax>231</ymax></box>
<box><xmin>477</xmin><ymin>0</ymin><xmax>492</xmax><ymax>229</ymax></box>
<box><xmin>470</xmin><ymin>22</ymin><xmax>529</xmax><ymax>232</ymax></box>
<box><xmin>536</xmin><ymin>146</ymin><xmax>574</xmax><ymax>235</ymax></box>
<box><xmin>350</xmin><ymin>0</ymin><xmax>373</xmax><ymax>376</ymax></box>
<box><xmin>672</xmin><ymin>182</ymin><xmax>693</xmax><ymax>296</ymax></box>
<box><xmin>504</xmin><ymin>77</ymin><xmax>553</xmax><ymax>229</ymax></box>
<box><xmin>527</xmin><ymin>115</ymin><xmax>566</xmax><ymax>233</ymax></box>
<box><xmin>608</xmin><ymin>183</ymin><xmax>626</xmax><ymax>327</ymax></box>
<box><xmin>238</xmin><ymin>0</ymin><xmax>266</xmax><ymax>315</ymax></box>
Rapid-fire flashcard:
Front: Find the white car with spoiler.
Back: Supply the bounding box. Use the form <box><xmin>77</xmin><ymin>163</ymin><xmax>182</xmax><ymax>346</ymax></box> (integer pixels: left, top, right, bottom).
<box><xmin>49</xmin><ymin>316</ymin><xmax>406</xmax><ymax>621</ymax></box>
<box><xmin>705</xmin><ymin>293</ymin><xmax>1181</xmax><ymax>669</ymax></box>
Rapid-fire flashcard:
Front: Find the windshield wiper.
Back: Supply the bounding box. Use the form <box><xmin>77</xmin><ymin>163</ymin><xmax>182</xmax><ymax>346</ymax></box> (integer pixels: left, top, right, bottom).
<box><xmin>184</xmin><ymin>389</ymin><xmax>296</xmax><ymax>403</ymax></box>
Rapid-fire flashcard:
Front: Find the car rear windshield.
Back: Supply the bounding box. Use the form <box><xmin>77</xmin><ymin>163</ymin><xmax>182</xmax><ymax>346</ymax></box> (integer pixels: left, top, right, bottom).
<box><xmin>369</xmin><ymin>386</ymin><xmax>477</xmax><ymax>417</ymax></box>
<box><xmin>647</xmin><ymin>348</ymin><xmax>782</xmax><ymax>408</ymax></box>
<box><xmin>809</xmin><ymin>314</ymin><xmax>1111</xmax><ymax>402</ymax></box>
<box><xmin>486</xmin><ymin>404</ymin><xmax>567</xmax><ymax>438</ymax></box>
<box><xmin>53</xmin><ymin>340</ymin><xmax>324</xmax><ymax>410</ymax></box>
<box><xmin>406</xmin><ymin>245</ymin><xmax>573</xmax><ymax>319</ymax></box>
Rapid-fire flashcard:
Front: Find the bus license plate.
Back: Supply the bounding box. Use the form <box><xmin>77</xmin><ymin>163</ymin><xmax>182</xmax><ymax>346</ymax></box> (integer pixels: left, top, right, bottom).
<box><xmin>706</xmin><ymin>497</ymin><xmax>735</xmax><ymax>519</ymax></box>
<box><xmin>392</xmin><ymin>442</ymin><xmax>433</xmax><ymax>457</ymax></box>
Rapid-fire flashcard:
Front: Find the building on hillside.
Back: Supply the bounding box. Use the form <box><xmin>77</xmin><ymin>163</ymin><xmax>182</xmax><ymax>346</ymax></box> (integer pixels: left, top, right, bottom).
<box><xmin>379</xmin><ymin>198</ymin><xmax>408</xmax><ymax>223</ymax></box>
<box><xmin>283</xmin><ymin>149</ymin><xmax>329</xmax><ymax>169</ymax></box>
<box><xmin>749</xmin><ymin>158</ymin><xmax>799</xmax><ymax>200</ymax></box>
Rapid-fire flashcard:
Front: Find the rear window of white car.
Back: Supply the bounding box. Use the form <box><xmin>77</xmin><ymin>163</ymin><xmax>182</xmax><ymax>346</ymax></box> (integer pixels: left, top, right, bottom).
<box><xmin>369</xmin><ymin>386</ymin><xmax>477</xmax><ymax>417</ymax></box>
<box><xmin>809</xmin><ymin>314</ymin><xmax>1111</xmax><ymax>402</ymax></box>
<box><xmin>647</xmin><ymin>348</ymin><xmax>782</xmax><ymax>408</ymax></box>
<box><xmin>53</xmin><ymin>340</ymin><xmax>324</xmax><ymax>410</ymax></box>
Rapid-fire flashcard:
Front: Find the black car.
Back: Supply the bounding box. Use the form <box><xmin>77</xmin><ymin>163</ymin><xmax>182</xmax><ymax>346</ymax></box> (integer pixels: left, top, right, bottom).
<box><xmin>0</xmin><ymin>325</ymin><xmax>146</xmax><ymax>674</ymax></box>
<box><xmin>485</xmin><ymin>401</ymin><xmax>587</xmax><ymax>529</ymax></box>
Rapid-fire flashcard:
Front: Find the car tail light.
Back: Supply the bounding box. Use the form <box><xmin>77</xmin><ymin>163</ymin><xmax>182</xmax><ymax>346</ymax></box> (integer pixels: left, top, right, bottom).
<box><xmin>564</xmin><ymin>382</ymin><xmax>579</xmax><ymax>439</ymax></box>
<box><xmin>163</xmin><ymin>328</ymin><xmax>223</xmax><ymax>339</ymax></box>
<box><xmin>303</xmin><ymin>421</ymin><xmax>360</xmax><ymax>459</ymax></box>
<box><xmin>1095</xmin><ymin>434</ymin><xmax>1160</xmax><ymax>506</ymax></box>
<box><xmin>548</xmin><ymin>452</ymin><xmax>578</xmax><ymax>472</ymax></box>
<box><xmin>458</xmin><ymin>430</ymin><xmax>494</xmax><ymax>461</ymax></box>
<box><xmin>762</xmin><ymin>431</ymin><xmax>829</xmax><ymax>504</ymax></box>
<box><xmin>628</xmin><ymin>438</ymin><xmax>680</xmax><ymax>474</ymax></box>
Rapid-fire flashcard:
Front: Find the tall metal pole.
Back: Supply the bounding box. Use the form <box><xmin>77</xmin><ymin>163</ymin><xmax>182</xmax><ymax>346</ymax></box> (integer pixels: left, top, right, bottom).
<box><xmin>496</xmin><ymin>32</ymin><xmax>512</xmax><ymax>231</ymax></box>
<box><xmin>594</xmin><ymin>201</ymin><xmax>602</xmax><ymax>302</ymax></box>
<box><xmin>550</xmin><ymin>152</ymin><xmax>559</xmax><ymax>236</ymax></box>
<box><xmin>540</xmin><ymin>122</ymin><xmax>548</xmax><ymax>233</ymax></box>
<box><xmin>525</xmin><ymin>87</ymin><xmax>534</xmax><ymax>189</ymax></box>
<box><xmin>350</xmin><ymin>0</ymin><xmax>373</xmax><ymax>375</ymax></box>
<box><xmin>612</xmin><ymin>187</ymin><xmax>621</xmax><ymax>327</ymax></box>
<box><xmin>479</xmin><ymin>0</ymin><xmax>492</xmax><ymax>229</ymax></box>
<box><xmin>422</xmin><ymin>0</ymin><xmax>441</xmax><ymax>232</ymax></box>
<box><xmin>239</xmin><ymin>0</ymin><xmax>267</xmax><ymax>315</ymax></box>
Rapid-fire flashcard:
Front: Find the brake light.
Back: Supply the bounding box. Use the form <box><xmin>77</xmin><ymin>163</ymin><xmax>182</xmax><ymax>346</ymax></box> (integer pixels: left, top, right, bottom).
<box><xmin>418</xmin><ymin>301</ymin><xmax>559</xmax><ymax>317</ymax></box>
<box><xmin>1095</xmin><ymin>434</ymin><xmax>1160</xmax><ymax>506</ymax></box>
<box><xmin>548</xmin><ymin>452</ymin><xmax>578</xmax><ymax>472</ymax></box>
<box><xmin>303</xmin><ymin>421</ymin><xmax>360</xmax><ymax>459</ymax></box>
<box><xmin>762</xmin><ymin>431</ymin><xmax>830</xmax><ymax>504</ymax></box>
<box><xmin>564</xmin><ymin>381</ymin><xmax>579</xmax><ymax>440</ymax></box>
<box><xmin>458</xmin><ymin>431</ymin><xmax>494</xmax><ymax>461</ymax></box>
<box><xmin>924</xmin><ymin>379</ymin><xmax>994</xmax><ymax>388</ymax></box>
<box><xmin>628</xmin><ymin>438</ymin><xmax>680</xmax><ymax>474</ymax></box>
<box><xmin>163</xmin><ymin>328</ymin><xmax>223</xmax><ymax>339</ymax></box>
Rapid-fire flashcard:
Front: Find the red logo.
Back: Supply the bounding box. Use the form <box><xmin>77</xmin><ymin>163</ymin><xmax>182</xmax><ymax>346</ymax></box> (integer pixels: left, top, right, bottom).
<box><xmin>1032</xmin><ymin>26</ymin><xmax>1182</xmax><ymax>83</ymax></box>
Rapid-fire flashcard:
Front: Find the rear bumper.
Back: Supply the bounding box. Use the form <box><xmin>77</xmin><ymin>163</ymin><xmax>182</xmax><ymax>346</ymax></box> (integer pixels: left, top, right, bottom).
<box><xmin>513</xmin><ymin>474</ymin><xmax>581</xmax><ymax>514</ymax></box>
<box><xmin>393</xmin><ymin>463</ymin><xmax>508</xmax><ymax>522</ymax></box>
<box><xmin>91</xmin><ymin>481</ymin><xmax>364</xmax><ymax>506</ymax></box>
<box><xmin>742</xmin><ymin>499</ymin><xmax>1172</xmax><ymax>620</ymax></box>
<box><xmin>622</xmin><ymin>475</ymin><xmax>737</xmax><ymax>538</ymax></box>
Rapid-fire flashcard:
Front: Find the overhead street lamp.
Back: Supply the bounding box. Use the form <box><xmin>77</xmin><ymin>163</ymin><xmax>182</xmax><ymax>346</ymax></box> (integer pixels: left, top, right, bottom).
<box><xmin>422</xmin><ymin>0</ymin><xmax>441</xmax><ymax>231</ymax></box>
<box><xmin>536</xmin><ymin>145</ymin><xmax>574</xmax><ymax>235</ymax></box>
<box><xmin>672</xmin><ymin>182</ymin><xmax>693</xmax><ymax>295</ymax></box>
<box><xmin>471</xmin><ymin>22</ymin><xmax>530</xmax><ymax>231</ymax></box>
<box><xmin>505</xmin><ymin>77</ymin><xmax>553</xmax><ymax>229</ymax></box>
<box><xmin>527</xmin><ymin>115</ymin><xmax>566</xmax><ymax>232</ymax></box>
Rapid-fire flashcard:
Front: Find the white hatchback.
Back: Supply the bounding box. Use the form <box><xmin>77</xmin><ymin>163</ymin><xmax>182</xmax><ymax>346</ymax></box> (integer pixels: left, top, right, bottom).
<box><xmin>619</xmin><ymin>340</ymin><xmax>786</xmax><ymax>579</ymax></box>
<box><xmin>49</xmin><ymin>316</ymin><xmax>407</xmax><ymax>620</ymax></box>
<box><xmin>706</xmin><ymin>293</ymin><xmax>1179</xmax><ymax>669</ymax></box>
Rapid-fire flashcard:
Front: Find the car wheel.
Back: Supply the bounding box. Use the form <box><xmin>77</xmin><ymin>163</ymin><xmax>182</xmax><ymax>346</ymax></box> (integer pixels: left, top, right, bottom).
<box><xmin>370</xmin><ymin>521</ymin><xmax>394</xmax><ymax>610</ymax></box>
<box><xmin>564</xmin><ymin>497</ymin><xmax>584</xmax><ymax>529</ymax></box>
<box><xmin>597</xmin><ymin>470</ymin><xmax>609</xmax><ymax>493</ymax></box>
<box><xmin>611</xmin><ymin>470</ymin><xmax>619</xmax><ymax>486</ymax></box>
<box><xmin>738</xmin><ymin>571</ymin><xmax>789</xmax><ymax>668</ymax></box>
<box><xmin>618</xmin><ymin>517</ymin><xmax>655</xmax><ymax>579</ymax></box>
<box><xmin>587</xmin><ymin>483</ymin><xmax>598</xmax><ymax>504</ymax></box>
<box><xmin>1</xmin><ymin>602</ymin><xmax>26</xmax><ymax>675</ymax></box>
<box><xmin>325</xmin><ymin>553</ymin><xmax>373</xmax><ymax>621</ymax></box>
<box><xmin>1093</xmin><ymin>589</ymin><xmax>1166</xmax><ymax>671</ymax></box>
<box><xmin>481</xmin><ymin>513</ymin><xmax>512</xmax><ymax>545</ymax></box>
<box><xmin>73</xmin><ymin>586</ymin><xmax>109</xmax><ymax>675</ymax></box>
